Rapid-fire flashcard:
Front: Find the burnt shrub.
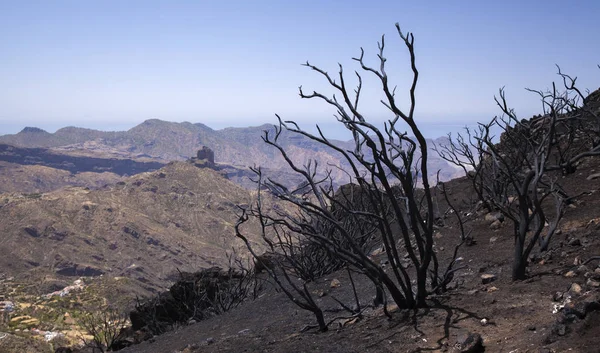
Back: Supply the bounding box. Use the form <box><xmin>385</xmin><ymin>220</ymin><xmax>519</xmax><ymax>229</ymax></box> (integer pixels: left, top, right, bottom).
<box><xmin>130</xmin><ymin>266</ymin><xmax>261</xmax><ymax>335</ymax></box>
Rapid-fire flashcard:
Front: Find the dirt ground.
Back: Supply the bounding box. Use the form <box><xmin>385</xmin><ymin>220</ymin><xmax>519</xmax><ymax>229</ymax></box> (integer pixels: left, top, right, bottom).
<box><xmin>120</xmin><ymin>157</ymin><xmax>600</xmax><ymax>353</ymax></box>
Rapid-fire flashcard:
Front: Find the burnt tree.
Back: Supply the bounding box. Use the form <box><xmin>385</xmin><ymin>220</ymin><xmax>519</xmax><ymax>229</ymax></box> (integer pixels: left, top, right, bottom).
<box><xmin>236</xmin><ymin>22</ymin><xmax>463</xmax><ymax>330</ymax></box>
<box><xmin>438</xmin><ymin>69</ymin><xmax>600</xmax><ymax>280</ymax></box>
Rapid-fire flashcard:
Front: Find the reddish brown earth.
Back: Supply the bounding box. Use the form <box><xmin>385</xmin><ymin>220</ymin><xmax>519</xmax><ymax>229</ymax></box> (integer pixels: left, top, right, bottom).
<box><xmin>118</xmin><ymin>157</ymin><xmax>600</xmax><ymax>353</ymax></box>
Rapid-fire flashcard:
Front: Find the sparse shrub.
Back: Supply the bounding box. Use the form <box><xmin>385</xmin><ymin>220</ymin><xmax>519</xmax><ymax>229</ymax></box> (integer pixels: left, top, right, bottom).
<box><xmin>77</xmin><ymin>308</ymin><xmax>128</xmax><ymax>353</ymax></box>
<box><xmin>130</xmin><ymin>264</ymin><xmax>261</xmax><ymax>335</ymax></box>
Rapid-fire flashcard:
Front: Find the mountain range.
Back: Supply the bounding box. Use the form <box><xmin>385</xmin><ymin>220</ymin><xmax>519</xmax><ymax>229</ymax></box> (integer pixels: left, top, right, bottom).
<box><xmin>0</xmin><ymin>119</ymin><xmax>464</xmax><ymax>191</ymax></box>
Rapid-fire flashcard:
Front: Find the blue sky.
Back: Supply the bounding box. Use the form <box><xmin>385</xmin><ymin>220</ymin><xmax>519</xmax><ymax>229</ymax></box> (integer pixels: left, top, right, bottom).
<box><xmin>1</xmin><ymin>0</ymin><xmax>599</xmax><ymax>138</ymax></box>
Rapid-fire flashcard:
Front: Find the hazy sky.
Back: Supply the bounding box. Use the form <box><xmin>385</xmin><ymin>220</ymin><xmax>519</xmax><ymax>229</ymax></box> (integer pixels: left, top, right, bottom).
<box><xmin>1</xmin><ymin>0</ymin><xmax>599</xmax><ymax>137</ymax></box>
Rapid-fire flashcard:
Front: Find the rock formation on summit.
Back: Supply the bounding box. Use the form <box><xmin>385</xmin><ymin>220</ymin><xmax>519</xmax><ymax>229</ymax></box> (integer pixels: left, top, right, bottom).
<box><xmin>197</xmin><ymin>146</ymin><xmax>215</xmax><ymax>165</ymax></box>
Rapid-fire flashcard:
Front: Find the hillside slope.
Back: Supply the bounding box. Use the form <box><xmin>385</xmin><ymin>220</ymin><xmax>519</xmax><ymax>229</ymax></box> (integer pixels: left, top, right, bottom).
<box><xmin>120</xmin><ymin>156</ymin><xmax>600</xmax><ymax>353</ymax></box>
<box><xmin>0</xmin><ymin>162</ymin><xmax>265</xmax><ymax>296</ymax></box>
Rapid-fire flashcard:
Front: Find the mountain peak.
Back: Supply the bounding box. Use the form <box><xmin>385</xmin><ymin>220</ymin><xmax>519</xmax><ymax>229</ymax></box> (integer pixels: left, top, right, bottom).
<box><xmin>20</xmin><ymin>127</ymin><xmax>48</xmax><ymax>134</ymax></box>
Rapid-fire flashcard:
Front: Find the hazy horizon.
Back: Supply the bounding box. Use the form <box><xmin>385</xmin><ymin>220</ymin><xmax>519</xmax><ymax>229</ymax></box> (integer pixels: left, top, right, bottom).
<box><xmin>1</xmin><ymin>0</ymin><xmax>599</xmax><ymax>138</ymax></box>
<box><xmin>0</xmin><ymin>117</ymin><xmax>483</xmax><ymax>141</ymax></box>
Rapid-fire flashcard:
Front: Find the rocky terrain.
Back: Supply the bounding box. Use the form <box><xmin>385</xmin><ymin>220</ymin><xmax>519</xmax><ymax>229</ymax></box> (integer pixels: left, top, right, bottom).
<box><xmin>0</xmin><ymin>153</ymin><xmax>598</xmax><ymax>352</ymax></box>
<box><xmin>0</xmin><ymin>159</ymin><xmax>281</xmax><ymax>350</ymax></box>
<box><xmin>0</xmin><ymin>92</ymin><xmax>598</xmax><ymax>352</ymax></box>
<box><xmin>117</xmin><ymin>155</ymin><xmax>600</xmax><ymax>353</ymax></box>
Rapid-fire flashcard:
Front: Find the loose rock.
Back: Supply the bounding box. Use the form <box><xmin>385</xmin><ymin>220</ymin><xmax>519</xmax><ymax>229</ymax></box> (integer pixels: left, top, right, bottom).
<box><xmin>490</xmin><ymin>220</ymin><xmax>502</xmax><ymax>230</ymax></box>
<box><xmin>481</xmin><ymin>274</ymin><xmax>496</xmax><ymax>284</ymax></box>
<box><xmin>484</xmin><ymin>212</ymin><xmax>504</xmax><ymax>223</ymax></box>
<box><xmin>455</xmin><ymin>332</ymin><xmax>484</xmax><ymax>353</ymax></box>
<box><xmin>552</xmin><ymin>291</ymin><xmax>564</xmax><ymax>302</ymax></box>
<box><xmin>567</xmin><ymin>237</ymin><xmax>581</xmax><ymax>246</ymax></box>
<box><xmin>586</xmin><ymin>278</ymin><xmax>600</xmax><ymax>288</ymax></box>
<box><xmin>568</xmin><ymin>283</ymin><xmax>582</xmax><ymax>295</ymax></box>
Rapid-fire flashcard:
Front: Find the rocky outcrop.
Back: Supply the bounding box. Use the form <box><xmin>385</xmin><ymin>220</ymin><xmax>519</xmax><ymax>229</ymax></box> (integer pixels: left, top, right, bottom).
<box><xmin>189</xmin><ymin>146</ymin><xmax>215</xmax><ymax>168</ymax></box>
<box><xmin>197</xmin><ymin>146</ymin><xmax>215</xmax><ymax>164</ymax></box>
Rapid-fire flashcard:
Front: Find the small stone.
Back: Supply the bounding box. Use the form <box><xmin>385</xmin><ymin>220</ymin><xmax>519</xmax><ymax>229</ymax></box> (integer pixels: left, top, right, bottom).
<box><xmin>552</xmin><ymin>291</ymin><xmax>564</xmax><ymax>302</ymax></box>
<box><xmin>489</xmin><ymin>237</ymin><xmax>498</xmax><ymax>244</ymax></box>
<box><xmin>480</xmin><ymin>318</ymin><xmax>488</xmax><ymax>326</ymax></box>
<box><xmin>568</xmin><ymin>283</ymin><xmax>582</xmax><ymax>295</ymax></box>
<box><xmin>237</xmin><ymin>328</ymin><xmax>251</xmax><ymax>335</ymax></box>
<box><xmin>486</xmin><ymin>286</ymin><xmax>499</xmax><ymax>292</ymax></box>
<box><xmin>564</xmin><ymin>271</ymin><xmax>576</xmax><ymax>278</ymax></box>
<box><xmin>330</xmin><ymin>278</ymin><xmax>341</xmax><ymax>288</ymax></box>
<box><xmin>481</xmin><ymin>274</ymin><xmax>497</xmax><ymax>284</ymax></box>
<box><xmin>206</xmin><ymin>337</ymin><xmax>215</xmax><ymax>345</ymax></box>
<box><xmin>484</xmin><ymin>212</ymin><xmax>504</xmax><ymax>223</ymax></box>
<box><xmin>586</xmin><ymin>278</ymin><xmax>600</xmax><ymax>287</ymax></box>
<box><xmin>184</xmin><ymin>343</ymin><xmax>200</xmax><ymax>352</ymax></box>
<box><xmin>568</xmin><ymin>238</ymin><xmax>581</xmax><ymax>246</ymax></box>
<box><xmin>490</xmin><ymin>220</ymin><xmax>502</xmax><ymax>230</ymax></box>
